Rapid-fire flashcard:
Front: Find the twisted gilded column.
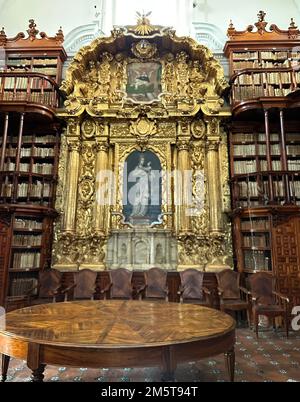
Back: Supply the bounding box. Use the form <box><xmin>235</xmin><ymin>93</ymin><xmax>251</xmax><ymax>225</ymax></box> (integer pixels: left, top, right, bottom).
<box><xmin>64</xmin><ymin>141</ymin><xmax>81</xmax><ymax>232</ymax></box>
<box><xmin>94</xmin><ymin>141</ymin><xmax>109</xmax><ymax>234</ymax></box>
<box><xmin>206</xmin><ymin>118</ymin><xmax>223</xmax><ymax>235</ymax></box>
<box><xmin>177</xmin><ymin>139</ymin><xmax>191</xmax><ymax>233</ymax></box>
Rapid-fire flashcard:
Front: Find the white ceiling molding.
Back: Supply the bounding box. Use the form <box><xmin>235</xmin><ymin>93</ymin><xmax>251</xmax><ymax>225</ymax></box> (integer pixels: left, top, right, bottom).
<box><xmin>64</xmin><ymin>21</ymin><xmax>104</xmax><ymax>56</ymax></box>
<box><xmin>192</xmin><ymin>22</ymin><xmax>226</xmax><ymax>52</ymax></box>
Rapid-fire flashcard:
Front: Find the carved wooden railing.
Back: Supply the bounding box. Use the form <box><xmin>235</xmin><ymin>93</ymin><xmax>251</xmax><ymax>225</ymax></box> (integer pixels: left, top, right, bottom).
<box><xmin>0</xmin><ymin>72</ymin><xmax>64</xmax><ymax>108</ymax></box>
<box><xmin>231</xmin><ymin>171</ymin><xmax>300</xmax><ymax>208</ymax></box>
<box><xmin>230</xmin><ymin>66</ymin><xmax>300</xmax><ymax>106</ymax></box>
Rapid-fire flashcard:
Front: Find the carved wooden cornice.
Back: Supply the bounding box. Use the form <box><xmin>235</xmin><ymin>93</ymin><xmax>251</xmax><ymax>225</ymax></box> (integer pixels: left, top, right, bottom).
<box><xmin>225</xmin><ymin>11</ymin><xmax>300</xmax><ymax>54</ymax></box>
<box><xmin>0</xmin><ymin>19</ymin><xmax>66</xmax><ymax>55</ymax></box>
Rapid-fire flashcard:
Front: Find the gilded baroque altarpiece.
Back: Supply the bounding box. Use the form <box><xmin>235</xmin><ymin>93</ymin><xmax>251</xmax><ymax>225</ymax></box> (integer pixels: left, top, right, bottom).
<box><xmin>52</xmin><ymin>16</ymin><xmax>232</xmax><ymax>272</ymax></box>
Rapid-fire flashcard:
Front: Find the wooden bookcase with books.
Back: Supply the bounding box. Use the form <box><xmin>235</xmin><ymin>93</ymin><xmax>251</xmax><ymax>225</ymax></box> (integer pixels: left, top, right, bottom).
<box><xmin>230</xmin><ymin>122</ymin><xmax>300</xmax><ymax>209</ymax></box>
<box><xmin>0</xmin><ymin>20</ymin><xmax>66</xmax><ymax>107</ymax></box>
<box><xmin>225</xmin><ymin>12</ymin><xmax>300</xmax><ymax>306</ymax></box>
<box><xmin>0</xmin><ymin>20</ymin><xmax>65</xmax><ymax>309</ymax></box>
<box><xmin>224</xmin><ymin>11</ymin><xmax>300</xmax><ymax>109</ymax></box>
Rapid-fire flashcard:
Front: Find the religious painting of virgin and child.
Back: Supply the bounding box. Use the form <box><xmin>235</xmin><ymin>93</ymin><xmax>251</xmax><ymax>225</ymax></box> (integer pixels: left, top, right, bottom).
<box><xmin>126</xmin><ymin>62</ymin><xmax>162</xmax><ymax>103</ymax></box>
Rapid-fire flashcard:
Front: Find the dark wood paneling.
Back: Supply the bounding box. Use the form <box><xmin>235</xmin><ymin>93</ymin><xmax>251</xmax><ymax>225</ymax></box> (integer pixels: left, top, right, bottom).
<box><xmin>0</xmin><ymin>216</ymin><xmax>12</xmax><ymax>306</ymax></box>
<box><xmin>272</xmin><ymin>216</ymin><xmax>300</xmax><ymax>306</ymax></box>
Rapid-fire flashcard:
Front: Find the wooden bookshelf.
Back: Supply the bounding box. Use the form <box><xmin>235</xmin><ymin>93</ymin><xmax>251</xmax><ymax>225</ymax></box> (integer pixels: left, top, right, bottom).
<box><xmin>224</xmin><ymin>11</ymin><xmax>300</xmax><ymax>112</ymax></box>
<box><xmin>230</xmin><ymin>124</ymin><xmax>300</xmax><ymax>208</ymax></box>
<box><xmin>0</xmin><ymin>20</ymin><xmax>65</xmax><ymax>309</ymax></box>
<box><xmin>233</xmin><ymin>213</ymin><xmax>272</xmax><ymax>274</ymax></box>
<box><xmin>225</xmin><ymin>11</ymin><xmax>300</xmax><ymax>306</ymax></box>
<box><xmin>0</xmin><ymin>20</ymin><xmax>66</xmax><ymax>83</ymax></box>
<box><xmin>0</xmin><ymin>20</ymin><xmax>66</xmax><ymax>109</ymax></box>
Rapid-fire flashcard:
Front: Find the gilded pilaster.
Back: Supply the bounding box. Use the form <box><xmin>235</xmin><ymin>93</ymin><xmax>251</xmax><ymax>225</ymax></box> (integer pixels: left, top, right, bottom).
<box><xmin>64</xmin><ymin>141</ymin><xmax>81</xmax><ymax>232</ymax></box>
<box><xmin>177</xmin><ymin>139</ymin><xmax>191</xmax><ymax>233</ymax></box>
<box><xmin>94</xmin><ymin>141</ymin><xmax>110</xmax><ymax>234</ymax></box>
<box><xmin>206</xmin><ymin>118</ymin><xmax>223</xmax><ymax>235</ymax></box>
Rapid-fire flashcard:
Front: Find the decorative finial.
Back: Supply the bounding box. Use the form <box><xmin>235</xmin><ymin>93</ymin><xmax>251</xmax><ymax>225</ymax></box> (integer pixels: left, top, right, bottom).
<box><xmin>27</xmin><ymin>19</ymin><xmax>39</xmax><ymax>40</ymax></box>
<box><xmin>0</xmin><ymin>27</ymin><xmax>6</xmax><ymax>44</ymax></box>
<box><xmin>255</xmin><ymin>11</ymin><xmax>267</xmax><ymax>34</ymax></box>
<box><xmin>257</xmin><ymin>10</ymin><xmax>266</xmax><ymax>22</ymax></box>
<box><xmin>55</xmin><ymin>26</ymin><xmax>64</xmax><ymax>42</ymax></box>
<box><xmin>290</xmin><ymin>18</ymin><xmax>298</xmax><ymax>29</ymax></box>
<box><xmin>134</xmin><ymin>11</ymin><xmax>155</xmax><ymax>35</ymax></box>
<box><xmin>229</xmin><ymin>20</ymin><xmax>234</xmax><ymax>29</ymax></box>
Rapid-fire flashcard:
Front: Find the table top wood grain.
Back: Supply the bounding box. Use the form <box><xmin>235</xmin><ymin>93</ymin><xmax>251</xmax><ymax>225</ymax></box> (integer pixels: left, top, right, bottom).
<box><xmin>1</xmin><ymin>300</ymin><xmax>235</xmax><ymax>348</ymax></box>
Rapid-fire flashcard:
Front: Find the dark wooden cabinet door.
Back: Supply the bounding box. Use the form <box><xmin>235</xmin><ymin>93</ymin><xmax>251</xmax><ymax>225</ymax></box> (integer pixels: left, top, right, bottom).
<box><xmin>272</xmin><ymin>217</ymin><xmax>300</xmax><ymax>307</ymax></box>
<box><xmin>0</xmin><ymin>218</ymin><xmax>12</xmax><ymax>306</ymax></box>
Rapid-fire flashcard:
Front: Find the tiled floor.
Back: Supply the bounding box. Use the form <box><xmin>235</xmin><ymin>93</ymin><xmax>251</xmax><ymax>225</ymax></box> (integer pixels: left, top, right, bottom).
<box><xmin>4</xmin><ymin>328</ymin><xmax>300</xmax><ymax>382</ymax></box>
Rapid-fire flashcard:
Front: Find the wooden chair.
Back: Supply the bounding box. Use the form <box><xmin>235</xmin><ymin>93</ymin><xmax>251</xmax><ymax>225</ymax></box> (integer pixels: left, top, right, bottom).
<box><xmin>101</xmin><ymin>268</ymin><xmax>134</xmax><ymax>300</ymax></box>
<box><xmin>64</xmin><ymin>269</ymin><xmax>98</xmax><ymax>301</ymax></box>
<box><xmin>216</xmin><ymin>269</ymin><xmax>251</xmax><ymax>327</ymax></box>
<box><xmin>137</xmin><ymin>267</ymin><xmax>169</xmax><ymax>301</ymax></box>
<box><xmin>178</xmin><ymin>269</ymin><xmax>213</xmax><ymax>306</ymax></box>
<box><xmin>249</xmin><ymin>272</ymin><xmax>290</xmax><ymax>338</ymax></box>
<box><xmin>26</xmin><ymin>269</ymin><xmax>65</xmax><ymax>305</ymax></box>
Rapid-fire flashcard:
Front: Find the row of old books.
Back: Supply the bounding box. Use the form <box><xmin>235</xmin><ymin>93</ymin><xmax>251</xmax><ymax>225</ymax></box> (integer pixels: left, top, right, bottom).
<box><xmin>233</xmin><ymin>51</ymin><xmax>291</xmax><ymax>61</ymax></box>
<box><xmin>237</xmin><ymin>71</ymin><xmax>295</xmax><ymax>85</ymax></box>
<box><xmin>241</xmin><ymin>218</ymin><xmax>269</xmax><ymax>231</ymax></box>
<box><xmin>233</xmin><ymin>144</ymin><xmax>282</xmax><ymax>155</ymax></box>
<box><xmin>3</xmin><ymin>76</ymin><xmax>53</xmax><ymax>90</ymax></box>
<box><xmin>243</xmin><ymin>234</ymin><xmax>269</xmax><ymax>248</ymax></box>
<box><xmin>9</xmin><ymin>277</ymin><xmax>38</xmax><ymax>296</ymax></box>
<box><xmin>238</xmin><ymin>181</ymin><xmax>259</xmax><ymax>197</ymax></box>
<box><xmin>260</xmin><ymin>160</ymin><xmax>282</xmax><ymax>171</ymax></box>
<box><xmin>232</xmin><ymin>133</ymin><xmax>280</xmax><ymax>142</ymax></box>
<box><xmin>287</xmin><ymin>145</ymin><xmax>300</xmax><ymax>155</ymax></box>
<box><xmin>0</xmin><ymin>91</ymin><xmax>55</xmax><ymax>104</ymax></box>
<box><xmin>3</xmin><ymin>162</ymin><xmax>53</xmax><ymax>174</ymax></box>
<box><xmin>0</xmin><ymin>182</ymin><xmax>51</xmax><ymax>198</ymax></box>
<box><xmin>260</xmin><ymin>51</ymin><xmax>289</xmax><ymax>60</ymax></box>
<box><xmin>290</xmin><ymin>180</ymin><xmax>300</xmax><ymax>197</ymax></box>
<box><xmin>235</xmin><ymin>85</ymin><xmax>292</xmax><ymax>100</ymax></box>
<box><xmin>244</xmin><ymin>250</ymin><xmax>270</xmax><ymax>271</ymax></box>
<box><xmin>288</xmin><ymin>160</ymin><xmax>300</xmax><ymax>170</ymax></box>
<box><xmin>14</xmin><ymin>218</ymin><xmax>43</xmax><ymax>230</ymax></box>
<box><xmin>13</xmin><ymin>234</ymin><xmax>42</xmax><ymax>246</ymax></box>
<box><xmin>234</xmin><ymin>160</ymin><xmax>284</xmax><ymax>173</ymax></box>
<box><xmin>32</xmin><ymin>67</ymin><xmax>57</xmax><ymax>75</ymax></box>
<box><xmin>12</xmin><ymin>252</ymin><xmax>40</xmax><ymax>269</ymax></box>
<box><xmin>233</xmin><ymin>60</ymin><xmax>293</xmax><ymax>70</ymax></box>
<box><xmin>7</xmin><ymin>57</ymin><xmax>58</xmax><ymax>66</ymax></box>
<box><xmin>17</xmin><ymin>182</ymin><xmax>51</xmax><ymax>197</ymax></box>
<box><xmin>233</xmin><ymin>51</ymin><xmax>259</xmax><ymax>60</ymax></box>
<box><xmin>233</xmin><ymin>160</ymin><xmax>300</xmax><ymax>174</ymax></box>
<box><xmin>238</xmin><ymin>180</ymin><xmax>299</xmax><ymax>198</ymax></box>
<box><xmin>5</xmin><ymin>147</ymin><xmax>54</xmax><ymax>157</ymax></box>
<box><xmin>233</xmin><ymin>60</ymin><xmax>261</xmax><ymax>70</ymax></box>
<box><xmin>1</xmin><ymin>134</ymin><xmax>56</xmax><ymax>144</ymax></box>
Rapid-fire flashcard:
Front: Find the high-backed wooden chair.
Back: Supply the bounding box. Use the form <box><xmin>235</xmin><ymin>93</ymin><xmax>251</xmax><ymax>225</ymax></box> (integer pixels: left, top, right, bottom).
<box><xmin>102</xmin><ymin>268</ymin><xmax>134</xmax><ymax>300</ymax></box>
<box><xmin>249</xmin><ymin>272</ymin><xmax>290</xmax><ymax>338</ymax></box>
<box><xmin>178</xmin><ymin>269</ymin><xmax>213</xmax><ymax>306</ymax></box>
<box><xmin>216</xmin><ymin>269</ymin><xmax>251</xmax><ymax>327</ymax></box>
<box><xmin>64</xmin><ymin>269</ymin><xmax>98</xmax><ymax>300</ymax></box>
<box><xmin>138</xmin><ymin>268</ymin><xmax>169</xmax><ymax>301</ymax></box>
<box><xmin>28</xmin><ymin>269</ymin><xmax>64</xmax><ymax>305</ymax></box>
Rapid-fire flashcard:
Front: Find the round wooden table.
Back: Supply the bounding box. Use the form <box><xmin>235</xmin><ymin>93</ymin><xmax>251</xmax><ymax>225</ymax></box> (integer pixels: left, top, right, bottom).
<box><xmin>0</xmin><ymin>300</ymin><xmax>236</xmax><ymax>382</ymax></box>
